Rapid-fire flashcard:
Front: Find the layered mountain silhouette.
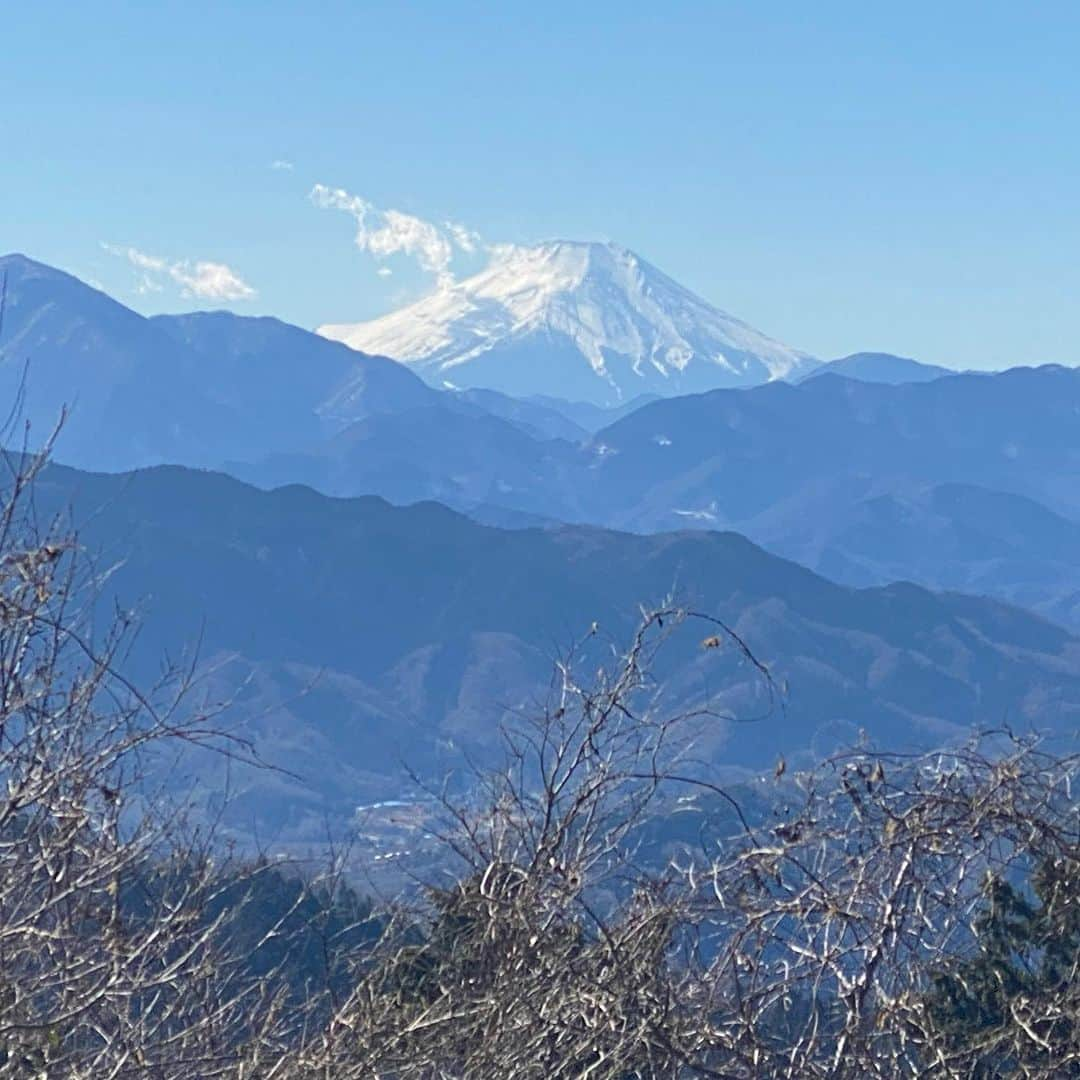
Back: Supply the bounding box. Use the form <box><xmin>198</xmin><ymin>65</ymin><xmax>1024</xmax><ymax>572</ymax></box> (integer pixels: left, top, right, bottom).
<box><xmin>579</xmin><ymin>367</ymin><xmax>1080</xmax><ymax>525</ymax></box>
<box><xmin>748</xmin><ymin>480</ymin><xmax>1080</xmax><ymax>630</ymax></box>
<box><xmin>0</xmin><ymin>253</ymin><xmax>442</xmax><ymax>469</ymax></box>
<box><xmin>31</xmin><ymin>462</ymin><xmax>1080</xmax><ymax>843</ymax></box>
<box><xmin>0</xmin><ymin>254</ymin><xmax>640</xmax><ymax>481</ymax></box>
<box><xmin>6</xmin><ymin>254</ymin><xmax>1080</xmax><ymax>636</ymax></box>
<box><xmin>7</xmin><ymin>254</ymin><xmax>1080</xmax><ymax>850</ymax></box>
<box><xmin>234</xmin><ymin>365</ymin><xmax>1080</xmax><ymax>628</ymax></box>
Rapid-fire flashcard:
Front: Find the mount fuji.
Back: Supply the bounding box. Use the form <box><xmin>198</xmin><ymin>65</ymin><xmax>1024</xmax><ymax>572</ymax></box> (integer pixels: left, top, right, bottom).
<box><xmin>318</xmin><ymin>240</ymin><xmax>816</xmax><ymax>405</ymax></box>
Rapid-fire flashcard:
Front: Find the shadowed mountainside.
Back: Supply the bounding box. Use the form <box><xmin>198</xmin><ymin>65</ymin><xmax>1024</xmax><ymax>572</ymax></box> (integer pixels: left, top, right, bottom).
<box><xmin>31</xmin><ymin>462</ymin><xmax>1080</xmax><ymax>845</ymax></box>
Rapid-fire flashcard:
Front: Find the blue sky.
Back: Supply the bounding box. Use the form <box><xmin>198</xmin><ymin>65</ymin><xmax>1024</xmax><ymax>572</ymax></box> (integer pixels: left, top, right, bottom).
<box><xmin>3</xmin><ymin>1</ymin><xmax>1079</xmax><ymax>369</ymax></box>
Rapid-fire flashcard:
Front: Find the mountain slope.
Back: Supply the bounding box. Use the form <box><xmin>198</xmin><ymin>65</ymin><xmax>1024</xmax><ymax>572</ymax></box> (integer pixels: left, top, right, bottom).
<box><xmin>584</xmin><ymin>366</ymin><xmax>1080</xmax><ymax>527</ymax></box>
<box><xmin>800</xmin><ymin>352</ymin><xmax>954</xmax><ymax>385</ymax></box>
<box><xmin>526</xmin><ymin>392</ymin><xmax>662</xmax><ymax>433</ymax></box>
<box><xmin>231</xmin><ymin>403</ymin><xmax>580</xmax><ymax>515</ymax></box>
<box><xmin>233</xmin><ymin>364</ymin><xmax>1080</xmax><ymax>625</ymax></box>
<box><xmin>151</xmin><ymin>310</ymin><xmax>439</xmax><ymax>429</ymax></box>
<box><xmin>0</xmin><ymin>253</ymin><xmax>449</xmax><ymax>469</ymax></box>
<box><xmin>33</xmin><ymin>462</ymin><xmax>1080</xmax><ymax>842</ymax></box>
<box><xmin>445</xmin><ymin>387</ymin><xmax>590</xmax><ymax>442</ymax></box>
<box><xmin>318</xmin><ymin>241</ymin><xmax>815</xmax><ymax>405</ymax></box>
<box><xmin>0</xmin><ymin>254</ymin><xmax>586</xmax><ymax>475</ymax></box>
<box><xmin>557</xmin><ymin>366</ymin><xmax>1080</xmax><ymax>626</ymax></box>
<box><xmin>0</xmin><ymin>254</ymin><xmax>239</xmax><ymax>469</ymax></box>
<box><xmin>748</xmin><ymin>481</ymin><xmax>1080</xmax><ymax>630</ymax></box>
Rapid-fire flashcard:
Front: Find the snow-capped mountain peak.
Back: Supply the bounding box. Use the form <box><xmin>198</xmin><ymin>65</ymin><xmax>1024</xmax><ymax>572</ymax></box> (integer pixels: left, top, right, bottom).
<box><xmin>318</xmin><ymin>240</ymin><xmax>815</xmax><ymax>405</ymax></box>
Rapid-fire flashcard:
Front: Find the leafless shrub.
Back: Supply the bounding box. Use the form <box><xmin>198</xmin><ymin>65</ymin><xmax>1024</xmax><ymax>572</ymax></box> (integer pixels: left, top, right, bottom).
<box><xmin>685</xmin><ymin>735</ymin><xmax>1079</xmax><ymax>1077</ymax></box>
<box><xmin>285</xmin><ymin>610</ymin><xmax>767</xmax><ymax>1078</ymax></box>
<box><xmin>2</xmin><ymin>426</ymin><xmax>1077</xmax><ymax>1077</ymax></box>
<box><xmin>0</xmin><ymin>442</ymin><xmax>317</xmax><ymax>1076</ymax></box>
<box><xmin>289</xmin><ymin>612</ymin><xmax>1079</xmax><ymax>1079</ymax></box>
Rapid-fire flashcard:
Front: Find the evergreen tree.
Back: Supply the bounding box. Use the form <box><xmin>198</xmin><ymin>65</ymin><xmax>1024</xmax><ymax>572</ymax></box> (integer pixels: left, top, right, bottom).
<box><xmin>924</xmin><ymin>855</ymin><xmax>1080</xmax><ymax>1075</ymax></box>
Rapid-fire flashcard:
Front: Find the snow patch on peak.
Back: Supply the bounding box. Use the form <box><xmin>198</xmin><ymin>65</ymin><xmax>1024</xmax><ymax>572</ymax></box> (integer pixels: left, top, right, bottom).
<box><xmin>318</xmin><ymin>240</ymin><xmax>814</xmax><ymax>405</ymax></box>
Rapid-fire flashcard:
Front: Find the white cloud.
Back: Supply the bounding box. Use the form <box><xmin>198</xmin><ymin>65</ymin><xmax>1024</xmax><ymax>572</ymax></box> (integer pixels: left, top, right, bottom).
<box><xmin>445</xmin><ymin>221</ymin><xmax>482</xmax><ymax>254</ymax></box>
<box><xmin>121</xmin><ymin>247</ymin><xmax>168</xmax><ymax>273</ymax></box>
<box><xmin>376</xmin><ymin>266</ymin><xmax>393</xmax><ymax>278</ymax></box>
<box><xmin>310</xmin><ymin>184</ymin><xmax>484</xmax><ymax>290</ymax></box>
<box><xmin>171</xmin><ymin>260</ymin><xmax>257</xmax><ymax>301</ymax></box>
<box><xmin>271</xmin><ymin>159</ymin><xmax>295</xmax><ymax>171</ymax></box>
<box><xmin>103</xmin><ymin>244</ymin><xmax>256</xmax><ymax>302</ymax></box>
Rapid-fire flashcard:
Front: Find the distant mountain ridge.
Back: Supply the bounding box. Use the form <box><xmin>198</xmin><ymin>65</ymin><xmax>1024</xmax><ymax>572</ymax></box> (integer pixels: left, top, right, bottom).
<box><xmin>584</xmin><ymin>366</ymin><xmax>1080</xmax><ymax>527</ymax></box>
<box><xmin>6</xmin><ymin>254</ymin><xmax>1080</xmax><ymax>847</ymax></box>
<box><xmin>234</xmin><ymin>362</ymin><xmax>1080</xmax><ymax>555</ymax></box>
<box><xmin>748</xmin><ymin>479</ymin><xmax>1080</xmax><ymax>630</ymax></box>
<box><xmin>7</xmin><ymin>253</ymin><xmax>1080</xmax><ymax>638</ymax></box>
<box><xmin>151</xmin><ymin>309</ymin><xmax>437</xmax><ymax>430</ymax></box>
<box><xmin>318</xmin><ymin>240</ymin><xmax>816</xmax><ymax>404</ymax></box>
<box><xmin>0</xmin><ymin>253</ymin><xmax>443</xmax><ymax>469</ymax></box>
<box><xmin>32</xmin><ymin>461</ymin><xmax>1080</xmax><ymax>844</ymax></box>
<box><xmin>801</xmin><ymin>352</ymin><xmax>954</xmax><ymax>385</ymax></box>
<box><xmin>0</xmin><ymin>253</ymin><xmax>632</xmax><ymax>476</ymax></box>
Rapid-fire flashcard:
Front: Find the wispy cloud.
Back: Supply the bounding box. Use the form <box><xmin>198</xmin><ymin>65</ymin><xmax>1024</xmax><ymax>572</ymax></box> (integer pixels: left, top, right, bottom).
<box><xmin>444</xmin><ymin>221</ymin><xmax>482</xmax><ymax>255</ymax></box>
<box><xmin>270</xmin><ymin>159</ymin><xmax>295</xmax><ymax>171</ymax></box>
<box><xmin>103</xmin><ymin>244</ymin><xmax>257</xmax><ymax>302</ymax></box>
<box><xmin>172</xmin><ymin>260</ymin><xmax>257</xmax><ymax>301</ymax></box>
<box><xmin>310</xmin><ymin>185</ymin><xmax>484</xmax><ymax>289</ymax></box>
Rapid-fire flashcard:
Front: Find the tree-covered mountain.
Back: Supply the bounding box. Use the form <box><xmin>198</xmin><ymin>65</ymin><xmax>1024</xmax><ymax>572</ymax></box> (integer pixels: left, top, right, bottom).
<box><xmin>9</xmin><ymin>255</ymin><xmax>1080</xmax><ymax>638</ymax></box>
<box><xmin>0</xmin><ymin>253</ymin><xmax>453</xmax><ymax>469</ymax></box>
<box><xmin>33</xmin><ymin>462</ymin><xmax>1080</xmax><ymax>845</ymax></box>
<box><xmin>746</xmin><ymin>480</ymin><xmax>1080</xmax><ymax>630</ymax></box>
<box><xmin>583</xmin><ymin>366</ymin><xmax>1080</xmax><ymax>526</ymax></box>
<box><xmin>0</xmin><ymin>254</ymin><xmax>602</xmax><ymax>479</ymax></box>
